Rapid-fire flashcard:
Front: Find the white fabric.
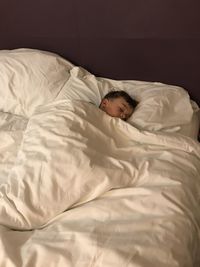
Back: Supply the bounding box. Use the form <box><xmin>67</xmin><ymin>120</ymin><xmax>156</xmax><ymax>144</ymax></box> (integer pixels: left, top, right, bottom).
<box><xmin>0</xmin><ymin>100</ymin><xmax>200</xmax><ymax>267</ymax></box>
<box><xmin>176</xmin><ymin>101</ymin><xmax>200</xmax><ymax>139</ymax></box>
<box><xmin>0</xmin><ymin>49</ymin><xmax>200</xmax><ymax>267</ymax></box>
<box><xmin>0</xmin><ymin>49</ymin><xmax>197</xmax><ymax>136</ymax></box>
<box><xmin>57</xmin><ymin>66</ymin><xmax>194</xmax><ymax>132</ymax></box>
<box><xmin>0</xmin><ymin>48</ymin><xmax>74</xmax><ymax>117</ymax></box>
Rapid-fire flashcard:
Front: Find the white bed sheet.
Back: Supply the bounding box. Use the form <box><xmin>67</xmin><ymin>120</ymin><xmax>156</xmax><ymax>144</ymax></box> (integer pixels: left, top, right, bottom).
<box><xmin>0</xmin><ymin>100</ymin><xmax>200</xmax><ymax>267</ymax></box>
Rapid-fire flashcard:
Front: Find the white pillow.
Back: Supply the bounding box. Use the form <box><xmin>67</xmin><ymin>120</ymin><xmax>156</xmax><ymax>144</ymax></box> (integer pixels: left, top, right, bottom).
<box><xmin>0</xmin><ymin>48</ymin><xmax>74</xmax><ymax>117</ymax></box>
<box><xmin>176</xmin><ymin>101</ymin><xmax>200</xmax><ymax>139</ymax></box>
<box><xmin>58</xmin><ymin>66</ymin><xmax>194</xmax><ymax>131</ymax></box>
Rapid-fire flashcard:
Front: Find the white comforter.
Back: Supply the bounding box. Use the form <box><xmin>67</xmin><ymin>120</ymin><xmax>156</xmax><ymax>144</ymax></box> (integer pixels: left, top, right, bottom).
<box><xmin>0</xmin><ymin>99</ymin><xmax>200</xmax><ymax>267</ymax></box>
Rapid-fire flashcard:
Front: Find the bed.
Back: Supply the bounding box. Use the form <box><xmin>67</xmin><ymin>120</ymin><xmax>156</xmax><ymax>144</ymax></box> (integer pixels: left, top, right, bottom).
<box><xmin>0</xmin><ymin>48</ymin><xmax>199</xmax><ymax>267</ymax></box>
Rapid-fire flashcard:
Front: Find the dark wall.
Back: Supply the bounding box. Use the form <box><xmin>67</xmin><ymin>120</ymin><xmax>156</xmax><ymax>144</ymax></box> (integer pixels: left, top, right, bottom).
<box><xmin>0</xmin><ymin>0</ymin><xmax>200</xmax><ymax>104</ymax></box>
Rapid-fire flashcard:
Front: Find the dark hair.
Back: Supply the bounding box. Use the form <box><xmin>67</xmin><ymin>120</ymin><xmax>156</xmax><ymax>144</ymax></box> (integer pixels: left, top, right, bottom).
<box><xmin>103</xmin><ymin>90</ymin><xmax>138</xmax><ymax>109</ymax></box>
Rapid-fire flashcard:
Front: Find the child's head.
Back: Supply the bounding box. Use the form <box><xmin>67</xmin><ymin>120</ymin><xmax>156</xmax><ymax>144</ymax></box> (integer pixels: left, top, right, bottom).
<box><xmin>99</xmin><ymin>91</ymin><xmax>138</xmax><ymax>121</ymax></box>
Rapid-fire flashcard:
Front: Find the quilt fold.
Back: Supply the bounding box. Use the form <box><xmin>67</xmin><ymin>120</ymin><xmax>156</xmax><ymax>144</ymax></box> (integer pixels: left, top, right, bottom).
<box><xmin>0</xmin><ymin>100</ymin><xmax>200</xmax><ymax>231</ymax></box>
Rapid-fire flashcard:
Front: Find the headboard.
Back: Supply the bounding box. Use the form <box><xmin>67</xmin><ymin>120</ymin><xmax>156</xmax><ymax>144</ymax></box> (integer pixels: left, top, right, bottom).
<box><xmin>1</xmin><ymin>0</ymin><xmax>200</xmax><ymax>105</ymax></box>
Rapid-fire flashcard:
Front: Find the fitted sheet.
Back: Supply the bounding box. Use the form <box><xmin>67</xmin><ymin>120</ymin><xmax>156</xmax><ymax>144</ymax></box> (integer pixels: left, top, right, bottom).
<box><xmin>0</xmin><ymin>100</ymin><xmax>200</xmax><ymax>267</ymax></box>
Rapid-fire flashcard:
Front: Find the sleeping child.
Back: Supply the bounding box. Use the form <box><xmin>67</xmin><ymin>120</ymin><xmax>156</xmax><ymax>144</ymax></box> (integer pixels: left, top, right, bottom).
<box><xmin>99</xmin><ymin>91</ymin><xmax>138</xmax><ymax>121</ymax></box>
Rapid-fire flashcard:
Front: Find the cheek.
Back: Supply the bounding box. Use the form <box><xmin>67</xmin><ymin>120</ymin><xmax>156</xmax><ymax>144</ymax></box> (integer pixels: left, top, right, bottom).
<box><xmin>104</xmin><ymin>105</ymin><xmax>118</xmax><ymax>117</ymax></box>
<box><xmin>108</xmin><ymin>106</ymin><xmax>120</xmax><ymax>116</ymax></box>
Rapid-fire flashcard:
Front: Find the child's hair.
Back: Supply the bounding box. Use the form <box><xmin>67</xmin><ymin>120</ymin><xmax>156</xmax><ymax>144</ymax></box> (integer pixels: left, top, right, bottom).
<box><xmin>103</xmin><ymin>90</ymin><xmax>138</xmax><ymax>108</ymax></box>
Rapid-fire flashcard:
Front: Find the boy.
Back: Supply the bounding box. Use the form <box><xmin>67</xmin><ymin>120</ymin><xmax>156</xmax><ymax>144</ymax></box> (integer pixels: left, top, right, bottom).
<box><xmin>99</xmin><ymin>91</ymin><xmax>138</xmax><ymax>121</ymax></box>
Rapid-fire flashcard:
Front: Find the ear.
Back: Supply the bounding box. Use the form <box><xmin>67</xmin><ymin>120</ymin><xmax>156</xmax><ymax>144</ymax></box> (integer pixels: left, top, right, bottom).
<box><xmin>99</xmin><ymin>98</ymin><xmax>109</xmax><ymax>111</ymax></box>
<box><xmin>101</xmin><ymin>98</ymin><xmax>109</xmax><ymax>107</ymax></box>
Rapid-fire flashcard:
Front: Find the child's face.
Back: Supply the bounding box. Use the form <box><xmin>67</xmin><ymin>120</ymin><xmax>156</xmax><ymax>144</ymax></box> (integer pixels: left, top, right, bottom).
<box><xmin>100</xmin><ymin>97</ymin><xmax>134</xmax><ymax>121</ymax></box>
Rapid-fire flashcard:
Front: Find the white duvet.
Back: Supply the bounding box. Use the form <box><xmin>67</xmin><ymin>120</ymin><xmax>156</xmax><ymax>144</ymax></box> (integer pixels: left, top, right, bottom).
<box><xmin>0</xmin><ymin>49</ymin><xmax>200</xmax><ymax>267</ymax></box>
<box><xmin>0</xmin><ymin>99</ymin><xmax>200</xmax><ymax>267</ymax></box>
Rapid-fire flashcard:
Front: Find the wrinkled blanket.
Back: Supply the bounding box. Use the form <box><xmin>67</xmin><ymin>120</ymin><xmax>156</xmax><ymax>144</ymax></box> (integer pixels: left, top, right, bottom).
<box><xmin>0</xmin><ymin>100</ymin><xmax>200</xmax><ymax>267</ymax></box>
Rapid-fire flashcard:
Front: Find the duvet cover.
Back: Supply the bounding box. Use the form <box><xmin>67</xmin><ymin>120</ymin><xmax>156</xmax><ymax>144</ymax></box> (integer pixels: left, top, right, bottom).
<box><xmin>0</xmin><ymin>49</ymin><xmax>200</xmax><ymax>267</ymax></box>
<box><xmin>0</xmin><ymin>99</ymin><xmax>200</xmax><ymax>267</ymax></box>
